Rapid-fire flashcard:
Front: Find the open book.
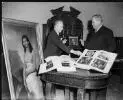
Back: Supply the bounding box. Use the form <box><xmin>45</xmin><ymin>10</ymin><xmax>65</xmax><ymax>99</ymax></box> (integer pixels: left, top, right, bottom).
<box><xmin>38</xmin><ymin>55</ymin><xmax>76</xmax><ymax>74</ymax></box>
<box><xmin>75</xmin><ymin>49</ymin><xmax>117</xmax><ymax>73</ymax></box>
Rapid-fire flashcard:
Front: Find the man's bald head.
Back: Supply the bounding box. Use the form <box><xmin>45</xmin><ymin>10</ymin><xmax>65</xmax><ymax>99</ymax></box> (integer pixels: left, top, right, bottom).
<box><xmin>54</xmin><ymin>20</ymin><xmax>64</xmax><ymax>35</ymax></box>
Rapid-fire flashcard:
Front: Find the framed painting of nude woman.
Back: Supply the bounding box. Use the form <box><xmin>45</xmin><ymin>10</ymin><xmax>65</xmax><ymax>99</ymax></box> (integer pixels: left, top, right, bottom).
<box><xmin>2</xmin><ymin>18</ymin><xmax>44</xmax><ymax>100</ymax></box>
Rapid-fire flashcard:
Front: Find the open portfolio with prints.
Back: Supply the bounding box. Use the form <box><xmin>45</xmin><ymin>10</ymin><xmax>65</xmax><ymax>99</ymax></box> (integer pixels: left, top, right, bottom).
<box><xmin>75</xmin><ymin>49</ymin><xmax>117</xmax><ymax>73</ymax></box>
<box><xmin>38</xmin><ymin>49</ymin><xmax>117</xmax><ymax>74</ymax></box>
<box><xmin>38</xmin><ymin>55</ymin><xmax>76</xmax><ymax>74</ymax></box>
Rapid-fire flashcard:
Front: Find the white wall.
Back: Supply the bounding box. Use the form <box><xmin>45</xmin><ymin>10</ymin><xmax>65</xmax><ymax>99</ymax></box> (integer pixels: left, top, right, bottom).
<box><xmin>2</xmin><ymin>2</ymin><xmax>123</xmax><ymax>37</ymax></box>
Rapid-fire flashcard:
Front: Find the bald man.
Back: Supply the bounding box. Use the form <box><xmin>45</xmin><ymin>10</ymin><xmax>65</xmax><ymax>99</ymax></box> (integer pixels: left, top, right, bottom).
<box><xmin>44</xmin><ymin>20</ymin><xmax>82</xmax><ymax>100</ymax></box>
<box><xmin>44</xmin><ymin>20</ymin><xmax>82</xmax><ymax>58</ymax></box>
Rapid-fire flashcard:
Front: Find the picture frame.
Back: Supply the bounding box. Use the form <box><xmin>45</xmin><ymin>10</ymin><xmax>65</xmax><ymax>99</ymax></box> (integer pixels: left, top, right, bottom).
<box><xmin>69</xmin><ymin>36</ymin><xmax>78</xmax><ymax>46</ymax></box>
<box><xmin>2</xmin><ymin>18</ymin><xmax>44</xmax><ymax>100</ymax></box>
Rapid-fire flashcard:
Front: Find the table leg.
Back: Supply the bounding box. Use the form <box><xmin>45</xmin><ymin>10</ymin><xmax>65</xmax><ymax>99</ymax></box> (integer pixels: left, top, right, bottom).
<box><xmin>89</xmin><ymin>88</ymin><xmax>107</xmax><ymax>100</ymax></box>
<box><xmin>65</xmin><ymin>87</ymin><xmax>70</xmax><ymax>100</ymax></box>
<box><xmin>97</xmin><ymin>88</ymin><xmax>107</xmax><ymax>100</ymax></box>
<box><xmin>51</xmin><ymin>84</ymin><xmax>56</xmax><ymax>100</ymax></box>
<box><xmin>120</xmin><ymin>69</ymin><xmax>123</xmax><ymax>84</ymax></box>
<box><xmin>77</xmin><ymin>88</ymin><xmax>85</xmax><ymax>100</ymax></box>
<box><xmin>89</xmin><ymin>90</ymin><xmax>97</xmax><ymax>100</ymax></box>
<box><xmin>45</xmin><ymin>82</ymin><xmax>55</xmax><ymax>100</ymax></box>
<box><xmin>42</xmin><ymin>81</ymin><xmax>46</xmax><ymax>100</ymax></box>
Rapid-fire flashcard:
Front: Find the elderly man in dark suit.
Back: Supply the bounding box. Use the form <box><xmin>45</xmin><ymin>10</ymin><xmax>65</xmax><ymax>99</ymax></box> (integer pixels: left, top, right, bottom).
<box><xmin>44</xmin><ymin>19</ymin><xmax>82</xmax><ymax>58</ymax></box>
<box><xmin>81</xmin><ymin>14</ymin><xmax>116</xmax><ymax>52</ymax></box>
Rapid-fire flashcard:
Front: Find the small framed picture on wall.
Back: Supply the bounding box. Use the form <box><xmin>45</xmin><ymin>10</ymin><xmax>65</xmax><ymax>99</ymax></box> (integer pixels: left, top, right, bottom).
<box><xmin>69</xmin><ymin>36</ymin><xmax>78</xmax><ymax>46</ymax></box>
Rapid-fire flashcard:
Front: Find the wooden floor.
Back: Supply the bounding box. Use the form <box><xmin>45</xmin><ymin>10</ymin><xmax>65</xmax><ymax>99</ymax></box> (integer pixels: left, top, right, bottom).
<box><xmin>2</xmin><ymin>74</ymin><xmax>123</xmax><ymax>100</ymax></box>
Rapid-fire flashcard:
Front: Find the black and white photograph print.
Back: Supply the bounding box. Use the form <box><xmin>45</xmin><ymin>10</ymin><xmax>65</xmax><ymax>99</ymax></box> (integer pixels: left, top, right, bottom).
<box><xmin>97</xmin><ymin>51</ymin><xmax>109</xmax><ymax>61</ymax></box>
<box><xmin>85</xmin><ymin>50</ymin><xmax>96</xmax><ymax>57</ymax></box>
<box><xmin>2</xmin><ymin>2</ymin><xmax>123</xmax><ymax>100</ymax></box>
<box><xmin>77</xmin><ymin>57</ymin><xmax>93</xmax><ymax>65</ymax></box>
<box><xmin>91</xmin><ymin>58</ymin><xmax>107</xmax><ymax>70</ymax></box>
<box><xmin>46</xmin><ymin>60</ymin><xmax>54</xmax><ymax>69</ymax></box>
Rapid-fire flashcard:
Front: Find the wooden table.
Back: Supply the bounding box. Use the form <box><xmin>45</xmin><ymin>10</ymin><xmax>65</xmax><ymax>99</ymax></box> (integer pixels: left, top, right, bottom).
<box><xmin>40</xmin><ymin>68</ymin><xmax>110</xmax><ymax>100</ymax></box>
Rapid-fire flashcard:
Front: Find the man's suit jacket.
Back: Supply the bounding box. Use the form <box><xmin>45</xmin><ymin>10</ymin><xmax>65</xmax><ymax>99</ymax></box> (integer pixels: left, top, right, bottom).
<box><xmin>85</xmin><ymin>25</ymin><xmax>116</xmax><ymax>52</ymax></box>
<box><xmin>44</xmin><ymin>30</ymin><xmax>71</xmax><ymax>58</ymax></box>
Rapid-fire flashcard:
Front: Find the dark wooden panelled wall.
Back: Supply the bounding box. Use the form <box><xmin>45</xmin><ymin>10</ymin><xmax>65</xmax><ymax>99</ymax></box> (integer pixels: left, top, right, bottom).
<box><xmin>43</xmin><ymin>6</ymin><xmax>84</xmax><ymax>53</ymax></box>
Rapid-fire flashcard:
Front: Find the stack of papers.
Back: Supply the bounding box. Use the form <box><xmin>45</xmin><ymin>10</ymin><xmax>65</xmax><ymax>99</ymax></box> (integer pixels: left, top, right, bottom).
<box><xmin>38</xmin><ymin>55</ymin><xmax>76</xmax><ymax>74</ymax></box>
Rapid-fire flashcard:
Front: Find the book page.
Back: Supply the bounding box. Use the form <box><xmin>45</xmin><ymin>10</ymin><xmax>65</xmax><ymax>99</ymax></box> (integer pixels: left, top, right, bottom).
<box><xmin>75</xmin><ymin>49</ymin><xmax>117</xmax><ymax>73</ymax></box>
<box><xmin>38</xmin><ymin>55</ymin><xmax>76</xmax><ymax>74</ymax></box>
<box><xmin>38</xmin><ymin>56</ymin><xmax>61</xmax><ymax>74</ymax></box>
<box><xmin>89</xmin><ymin>50</ymin><xmax>117</xmax><ymax>73</ymax></box>
<box><xmin>75</xmin><ymin>49</ymin><xmax>98</xmax><ymax>70</ymax></box>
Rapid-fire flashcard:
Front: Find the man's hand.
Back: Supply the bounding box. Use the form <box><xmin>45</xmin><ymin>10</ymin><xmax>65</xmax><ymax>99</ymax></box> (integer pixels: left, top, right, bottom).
<box><xmin>75</xmin><ymin>51</ymin><xmax>83</xmax><ymax>56</ymax></box>
<box><xmin>62</xmin><ymin>39</ymin><xmax>67</xmax><ymax>44</ymax></box>
<box><xmin>80</xmin><ymin>39</ymin><xmax>84</xmax><ymax>46</ymax></box>
<box><xmin>70</xmin><ymin>49</ymin><xmax>82</xmax><ymax>56</ymax></box>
